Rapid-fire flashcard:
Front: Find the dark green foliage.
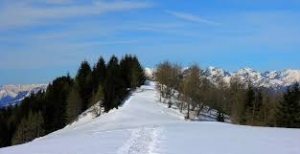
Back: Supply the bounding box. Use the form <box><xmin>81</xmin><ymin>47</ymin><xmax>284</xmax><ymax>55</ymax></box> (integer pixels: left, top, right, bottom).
<box><xmin>44</xmin><ymin>76</ymin><xmax>73</xmax><ymax>132</ymax></box>
<box><xmin>12</xmin><ymin>111</ymin><xmax>44</xmax><ymax>145</ymax></box>
<box><xmin>238</xmin><ymin>82</ymin><xmax>263</xmax><ymax>125</ymax></box>
<box><xmin>0</xmin><ymin>111</ymin><xmax>11</xmax><ymax>147</ymax></box>
<box><xmin>92</xmin><ymin>57</ymin><xmax>106</xmax><ymax>91</ymax></box>
<box><xmin>119</xmin><ymin>55</ymin><xmax>146</xmax><ymax>89</ymax></box>
<box><xmin>0</xmin><ymin>75</ymin><xmax>73</xmax><ymax>147</ymax></box>
<box><xmin>245</xmin><ymin>84</ymin><xmax>255</xmax><ymax>110</ymax></box>
<box><xmin>131</xmin><ymin>56</ymin><xmax>146</xmax><ymax>87</ymax></box>
<box><xmin>75</xmin><ymin>61</ymin><xmax>93</xmax><ymax>111</ymax></box>
<box><xmin>66</xmin><ymin>84</ymin><xmax>83</xmax><ymax>123</ymax></box>
<box><xmin>0</xmin><ymin>54</ymin><xmax>145</xmax><ymax>148</ymax></box>
<box><xmin>103</xmin><ymin>55</ymin><xmax>125</xmax><ymax>112</ymax></box>
<box><xmin>276</xmin><ymin>83</ymin><xmax>300</xmax><ymax>128</ymax></box>
<box><xmin>102</xmin><ymin>55</ymin><xmax>146</xmax><ymax>112</ymax></box>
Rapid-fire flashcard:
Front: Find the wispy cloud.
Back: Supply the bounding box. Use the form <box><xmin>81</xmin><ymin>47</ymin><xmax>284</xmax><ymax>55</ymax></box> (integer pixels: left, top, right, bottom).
<box><xmin>44</xmin><ymin>0</ymin><xmax>73</xmax><ymax>4</ymax></box>
<box><xmin>75</xmin><ymin>40</ymin><xmax>139</xmax><ymax>47</ymax></box>
<box><xmin>165</xmin><ymin>10</ymin><xmax>221</xmax><ymax>25</ymax></box>
<box><xmin>0</xmin><ymin>1</ymin><xmax>152</xmax><ymax>29</ymax></box>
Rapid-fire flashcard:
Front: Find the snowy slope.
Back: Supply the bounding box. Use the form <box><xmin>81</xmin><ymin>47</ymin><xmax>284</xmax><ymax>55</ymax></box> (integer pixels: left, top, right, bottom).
<box><xmin>0</xmin><ymin>84</ymin><xmax>47</xmax><ymax>107</ymax></box>
<box><xmin>1</xmin><ymin>82</ymin><xmax>300</xmax><ymax>154</ymax></box>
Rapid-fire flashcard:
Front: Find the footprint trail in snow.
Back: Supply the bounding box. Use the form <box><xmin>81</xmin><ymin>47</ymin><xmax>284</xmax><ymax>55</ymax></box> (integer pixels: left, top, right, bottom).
<box><xmin>117</xmin><ymin>126</ymin><xmax>163</xmax><ymax>154</ymax></box>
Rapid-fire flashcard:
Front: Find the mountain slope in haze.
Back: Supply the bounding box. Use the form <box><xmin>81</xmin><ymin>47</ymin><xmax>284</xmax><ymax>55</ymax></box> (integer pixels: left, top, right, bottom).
<box><xmin>1</xmin><ymin>81</ymin><xmax>299</xmax><ymax>154</ymax></box>
<box><xmin>0</xmin><ymin>84</ymin><xmax>47</xmax><ymax>107</ymax></box>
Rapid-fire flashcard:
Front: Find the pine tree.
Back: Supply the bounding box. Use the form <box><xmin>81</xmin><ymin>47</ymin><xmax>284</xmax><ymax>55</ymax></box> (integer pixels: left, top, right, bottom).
<box><xmin>276</xmin><ymin>83</ymin><xmax>300</xmax><ymax>128</ymax></box>
<box><xmin>0</xmin><ymin>117</ymin><xmax>9</xmax><ymax>147</ymax></box>
<box><xmin>241</xmin><ymin>82</ymin><xmax>255</xmax><ymax>124</ymax></box>
<box><xmin>130</xmin><ymin>62</ymin><xmax>141</xmax><ymax>89</ymax></box>
<box><xmin>30</xmin><ymin>111</ymin><xmax>44</xmax><ymax>138</ymax></box>
<box><xmin>75</xmin><ymin>61</ymin><xmax>93</xmax><ymax>111</ymax></box>
<box><xmin>44</xmin><ymin>75</ymin><xmax>73</xmax><ymax>132</ymax></box>
<box><xmin>92</xmin><ymin>57</ymin><xmax>106</xmax><ymax>91</ymax></box>
<box><xmin>120</xmin><ymin>55</ymin><xmax>132</xmax><ymax>88</ymax></box>
<box><xmin>12</xmin><ymin>117</ymin><xmax>28</xmax><ymax>145</ymax></box>
<box><xmin>132</xmin><ymin>56</ymin><xmax>146</xmax><ymax>86</ymax></box>
<box><xmin>12</xmin><ymin>111</ymin><xmax>44</xmax><ymax>145</ymax></box>
<box><xmin>66</xmin><ymin>84</ymin><xmax>83</xmax><ymax>123</ymax></box>
<box><xmin>103</xmin><ymin>55</ymin><xmax>126</xmax><ymax>112</ymax></box>
<box><xmin>119</xmin><ymin>55</ymin><xmax>145</xmax><ymax>89</ymax></box>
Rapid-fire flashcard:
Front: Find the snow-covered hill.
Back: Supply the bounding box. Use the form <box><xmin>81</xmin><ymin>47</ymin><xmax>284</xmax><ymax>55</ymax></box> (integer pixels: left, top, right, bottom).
<box><xmin>146</xmin><ymin>67</ymin><xmax>300</xmax><ymax>90</ymax></box>
<box><xmin>1</xmin><ymin>82</ymin><xmax>299</xmax><ymax>154</ymax></box>
<box><xmin>0</xmin><ymin>84</ymin><xmax>47</xmax><ymax>107</ymax></box>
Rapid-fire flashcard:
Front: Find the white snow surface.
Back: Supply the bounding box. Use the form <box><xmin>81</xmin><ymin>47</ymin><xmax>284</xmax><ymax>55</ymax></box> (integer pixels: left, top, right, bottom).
<box><xmin>1</xmin><ymin>82</ymin><xmax>300</xmax><ymax>154</ymax></box>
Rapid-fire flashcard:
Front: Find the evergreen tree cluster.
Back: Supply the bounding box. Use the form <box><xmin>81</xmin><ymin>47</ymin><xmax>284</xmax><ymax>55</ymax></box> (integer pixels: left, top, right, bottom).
<box><xmin>276</xmin><ymin>83</ymin><xmax>300</xmax><ymax>128</ymax></box>
<box><xmin>0</xmin><ymin>54</ymin><xmax>145</xmax><ymax>148</ymax></box>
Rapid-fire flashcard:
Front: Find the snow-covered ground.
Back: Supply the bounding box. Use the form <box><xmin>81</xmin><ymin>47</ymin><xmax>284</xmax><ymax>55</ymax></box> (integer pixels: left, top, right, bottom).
<box><xmin>1</xmin><ymin>82</ymin><xmax>300</xmax><ymax>154</ymax></box>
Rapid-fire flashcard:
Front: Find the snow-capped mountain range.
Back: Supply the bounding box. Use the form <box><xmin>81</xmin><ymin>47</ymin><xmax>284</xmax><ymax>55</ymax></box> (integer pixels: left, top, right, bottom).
<box><xmin>1</xmin><ymin>67</ymin><xmax>299</xmax><ymax>108</ymax></box>
<box><xmin>145</xmin><ymin>67</ymin><xmax>300</xmax><ymax>90</ymax></box>
<box><xmin>0</xmin><ymin>84</ymin><xmax>47</xmax><ymax>107</ymax></box>
<box><xmin>205</xmin><ymin>67</ymin><xmax>300</xmax><ymax>89</ymax></box>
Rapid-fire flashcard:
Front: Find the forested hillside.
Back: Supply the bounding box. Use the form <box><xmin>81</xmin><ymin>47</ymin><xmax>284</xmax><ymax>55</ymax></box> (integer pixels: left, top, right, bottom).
<box><xmin>0</xmin><ymin>55</ymin><xmax>145</xmax><ymax>148</ymax></box>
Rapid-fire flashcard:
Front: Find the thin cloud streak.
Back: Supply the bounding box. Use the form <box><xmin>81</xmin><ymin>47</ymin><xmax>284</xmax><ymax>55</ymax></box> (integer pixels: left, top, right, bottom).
<box><xmin>0</xmin><ymin>1</ymin><xmax>152</xmax><ymax>29</ymax></box>
<box><xmin>44</xmin><ymin>0</ymin><xmax>73</xmax><ymax>4</ymax></box>
<box><xmin>165</xmin><ymin>10</ymin><xmax>222</xmax><ymax>25</ymax></box>
<box><xmin>75</xmin><ymin>40</ymin><xmax>139</xmax><ymax>47</ymax></box>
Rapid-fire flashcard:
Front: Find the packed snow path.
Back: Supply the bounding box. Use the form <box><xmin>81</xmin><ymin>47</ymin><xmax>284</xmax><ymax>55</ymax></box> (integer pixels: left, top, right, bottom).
<box><xmin>1</xmin><ymin>82</ymin><xmax>300</xmax><ymax>154</ymax></box>
<box><xmin>117</xmin><ymin>126</ymin><xmax>163</xmax><ymax>154</ymax></box>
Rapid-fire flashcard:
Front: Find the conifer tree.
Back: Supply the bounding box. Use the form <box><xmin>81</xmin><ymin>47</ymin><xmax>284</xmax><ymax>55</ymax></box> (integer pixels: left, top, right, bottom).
<box><xmin>241</xmin><ymin>82</ymin><xmax>255</xmax><ymax>124</ymax></box>
<box><xmin>103</xmin><ymin>55</ymin><xmax>125</xmax><ymax>112</ymax></box>
<box><xmin>120</xmin><ymin>55</ymin><xmax>145</xmax><ymax>89</ymax></box>
<box><xmin>0</xmin><ymin>118</ymin><xmax>9</xmax><ymax>147</ymax></box>
<box><xmin>44</xmin><ymin>75</ymin><xmax>73</xmax><ymax>132</ymax></box>
<box><xmin>132</xmin><ymin>56</ymin><xmax>146</xmax><ymax>86</ymax></box>
<box><xmin>66</xmin><ymin>84</ymin><xmax>83</xmax><ymax>123</ymax></box>
<box><xmin>12</xmin><ymin>111</ymin><xmax>44</xmax><ymax>145</ymax></box>
<box><xmin>75</xmin><ymin>61</ymin><xmax>93</xmax><ymax>111</ymax></box>
<box><xmin>130</xmin><ymin>64</ymin><xmax>140</xmax><ymax>89</ymax></box>
<box><xmin>120</xmin><ymin>55</ymin><xmax>132</xmax><ymax>88</ymax></box>
<box><xmin>92</xmin><ymin>57</ymin><xmax>106</xmax><ymax>91</ymax></box>
<box><xmin>276</xmin><ymin>83</ymin><xmax>300</xmax><ymax>128</ymax></box>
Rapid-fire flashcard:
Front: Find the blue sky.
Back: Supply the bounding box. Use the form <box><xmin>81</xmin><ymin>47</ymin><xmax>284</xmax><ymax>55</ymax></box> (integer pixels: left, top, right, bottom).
<box><xmin>0</xmin><ymin>0</ymin><xmax>300</xmax><ymax>84</ymax></box>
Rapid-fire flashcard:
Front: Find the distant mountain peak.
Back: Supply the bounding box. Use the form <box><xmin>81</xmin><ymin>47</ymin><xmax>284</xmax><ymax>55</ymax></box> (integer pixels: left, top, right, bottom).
<box><xmin>0</xmin><ymin>84</ymin><xmax>47</xmax><ymax>107</ymax></box>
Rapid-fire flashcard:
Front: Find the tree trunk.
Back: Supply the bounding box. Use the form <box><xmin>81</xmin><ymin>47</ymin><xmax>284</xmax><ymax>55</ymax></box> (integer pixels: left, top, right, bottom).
<box><xmin>187</xmin><ymin>102</ymin><xmax>190</xmax><ymax>119</ymax></box>
<box><xmin>197</xmin><ymin>104</ymin><xmax>204</xmax><ymax>116</ymax></box>
<box><xmin>180</xmin><ymin>96</ymin><xmax>184</xmax><ymax>113</ymax></box>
